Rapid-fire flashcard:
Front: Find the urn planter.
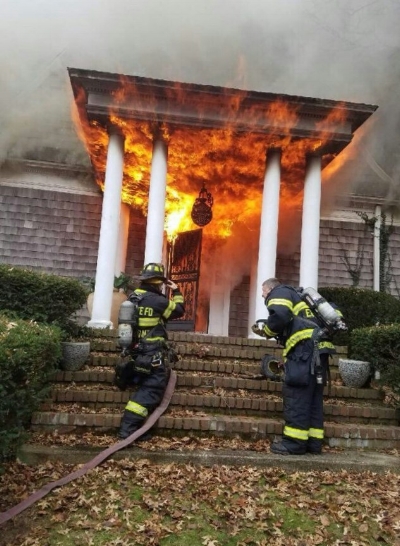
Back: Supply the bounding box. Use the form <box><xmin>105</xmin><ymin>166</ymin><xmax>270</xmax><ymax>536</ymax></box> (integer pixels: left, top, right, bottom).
<box><xmin>338</xmin><ymin>358</ymin><xmax>371</xmax><ymax>388</ymax></box>
<box><xmin>60</xmin><ymin>341</ymin><xmax>91</xmax><ymax>371</ymax></box>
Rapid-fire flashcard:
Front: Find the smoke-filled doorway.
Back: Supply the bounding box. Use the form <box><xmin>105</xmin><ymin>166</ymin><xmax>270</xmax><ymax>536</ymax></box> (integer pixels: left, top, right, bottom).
<box><xmin>166</xmin><ymin>228</ymin><xmax>203</xmax><ymax>331</ymax></box>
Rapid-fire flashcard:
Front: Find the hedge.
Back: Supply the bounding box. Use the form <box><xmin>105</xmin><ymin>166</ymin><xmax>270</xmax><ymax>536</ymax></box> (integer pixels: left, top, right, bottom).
<box><xmin>319</xmin><ymin>287</ymin><xmax>400</xmax><ymax>346</ymax></box>
<box><xmin>350</xmin><ymin>324</ymin><xmax>400</xmax><ymax>402</ymax></box>
<box><xmin>0</xmin><ymin>264</ymin><xmax>88</xmax><ymax>325</ymax></box>
<box><xmin>0</xmin><ymin>314</ymin><xmax>62</xmax><ymax>461</ymax></box>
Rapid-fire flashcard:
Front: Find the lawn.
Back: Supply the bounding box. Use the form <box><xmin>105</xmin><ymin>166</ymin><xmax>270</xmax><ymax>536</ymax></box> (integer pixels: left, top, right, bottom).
<box><xmin>1</xmin><ymin>456</ymin><xmax>399</xmax><ymax>546</ymax></box>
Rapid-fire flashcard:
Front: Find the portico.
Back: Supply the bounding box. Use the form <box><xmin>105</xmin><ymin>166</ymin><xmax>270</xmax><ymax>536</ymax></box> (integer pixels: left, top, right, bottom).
<box><xmin>69</xmin><ymin>68</ymin><xmax>377</xmax><ymax>334</ymax></box>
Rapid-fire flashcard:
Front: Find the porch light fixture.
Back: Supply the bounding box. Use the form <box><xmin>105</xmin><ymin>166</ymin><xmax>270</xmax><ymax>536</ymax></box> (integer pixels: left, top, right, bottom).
<box><xmin>191</xmin><ymin>185</ymin><xmax>214</xmax><ymax>227</ymax></box>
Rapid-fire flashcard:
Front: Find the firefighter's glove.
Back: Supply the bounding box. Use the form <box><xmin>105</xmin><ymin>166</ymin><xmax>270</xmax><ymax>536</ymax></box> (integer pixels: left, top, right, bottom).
<box><xmin>251</xmin><ymin>323</ymin><xmax>266</xmax><ymax>337</ymax></box>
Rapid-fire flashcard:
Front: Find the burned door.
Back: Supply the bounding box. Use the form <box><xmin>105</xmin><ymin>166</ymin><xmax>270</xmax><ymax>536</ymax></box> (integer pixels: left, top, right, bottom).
<box><xmin>167</xmin><ymin>229</ymin><xmax>202</xmax><ymax>331</ymax></box>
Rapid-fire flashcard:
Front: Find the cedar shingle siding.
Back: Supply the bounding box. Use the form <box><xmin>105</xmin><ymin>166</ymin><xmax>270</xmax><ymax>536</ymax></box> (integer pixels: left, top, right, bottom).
<box><xmin>319</xmin><ymin>219</ymin><xmax>374</xmax><ymax>288</ymax></box>
<box><xmin>228</xmin><ymin>218</ymin><xmax>400</xmax><ymax>337</ymax></box>
<box><xmin>125</xmin><ymin>207</ymin><xmax>147</xmax><ymax>278</ymax></box>
<box><xmin>2</xmin><ymin>178</ymin><xmax>399</xmax><ymax>337</ymax></box>
<box><xmin>0</xmin><ymin>185</ymin><xmax>102</xmax><ymax>278</ymax></box>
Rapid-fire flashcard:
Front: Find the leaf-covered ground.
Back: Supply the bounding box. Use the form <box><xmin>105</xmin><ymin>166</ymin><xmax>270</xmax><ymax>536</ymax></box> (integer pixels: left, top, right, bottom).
<box><xmin>1</xmin><ymin>454</ymin><xmax>400</xmax><ymax>546</ymax></box>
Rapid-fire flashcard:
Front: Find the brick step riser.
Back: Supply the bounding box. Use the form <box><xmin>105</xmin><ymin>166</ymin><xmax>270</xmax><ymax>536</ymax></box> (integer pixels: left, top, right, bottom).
<box><xmin>91</xmin><ymin>344</ymin><xmax>347</xmax><ymax>364</ymax></box>
<box><xmin>89</xmin><ymin>355</ymin><xmax>344</xmax><ymax>378</ymax></box>
<box><xmin>172</xmin><ymin>361</ymin><xmax>343</xmax><ymax>377</ymax></box>
<box><xmin>30</xmin><ymin>413</ymin><xmax>400</xmax><ymax>450</ymax></box>
<box><xmin>91</xmin><ymin>331</ymin><xmax>348</xmax><ymax>352</ymax></box>
<box><xmin>50</xmin><ymin>373</ymin><xmax>384</xmax><ymax>402</ymax></box>
<box><xmin>43</xmin><ymin>391</ymin><xmax>399</xmax><ymax>424</ymax></box>
<box><xmin>90</xmin><ymin>355</ymin><xmax>340</xmax><ymax>379</ymax></box>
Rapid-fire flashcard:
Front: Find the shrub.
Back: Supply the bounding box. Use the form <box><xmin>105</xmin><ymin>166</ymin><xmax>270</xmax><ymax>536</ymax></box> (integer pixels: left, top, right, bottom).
<box><xmin>0</xmin><ymin>265</ymin><xmax>88</xmax><ymax>325</ymax></box>
<box><xmin>59</xmin><ymin>320</ymin><xmax>97</xmax><ymax>342</ymax></box>
<box><xmin>0</xmin><ymin>314</ymin><xmax>62</xmax><ymax>461</ymax></box>
<box><xmin>319</xmin><ymin>287</ymin><xmax>400</xmax><ymax>345</ymax></box>
<box><xmin>350</xmin><ymin>324</ymin><xmax>400</xmax><ymax>403</ymax></box>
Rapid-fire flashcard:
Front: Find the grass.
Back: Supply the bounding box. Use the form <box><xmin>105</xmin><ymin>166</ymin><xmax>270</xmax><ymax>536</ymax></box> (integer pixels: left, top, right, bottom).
<box><xmin>0</xmin><ymin>458</ymin><xmax>399</xmax><ymax>546</ymax></box>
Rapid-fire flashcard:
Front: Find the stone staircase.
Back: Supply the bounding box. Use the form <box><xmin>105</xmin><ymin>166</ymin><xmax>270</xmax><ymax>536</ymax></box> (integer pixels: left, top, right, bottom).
<box><xmin>30</xmin><ymin>331</ymin><xmax>400</xmax><ymax>450</ymax></box>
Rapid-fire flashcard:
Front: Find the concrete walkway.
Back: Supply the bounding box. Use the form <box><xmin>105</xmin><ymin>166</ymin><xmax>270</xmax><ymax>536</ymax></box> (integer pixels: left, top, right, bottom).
<box><xmin>19</xmin><ymin>444</ymin><xmax>400</xmax><ymax>474</ymax></box>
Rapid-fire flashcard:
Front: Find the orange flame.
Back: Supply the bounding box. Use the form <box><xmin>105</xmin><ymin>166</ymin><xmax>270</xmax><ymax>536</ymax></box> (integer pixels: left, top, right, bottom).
<box><xmin>72</xmin><ymin>79</ymin><xmax>350</xmax><ymax>242</ymax></box>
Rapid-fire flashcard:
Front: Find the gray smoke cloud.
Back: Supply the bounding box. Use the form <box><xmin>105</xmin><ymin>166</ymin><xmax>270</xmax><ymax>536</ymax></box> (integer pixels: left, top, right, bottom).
<box><xmin>1</xmin><ymin>0</ymin><xmax>400</xmax><ymax>199</ymax></box>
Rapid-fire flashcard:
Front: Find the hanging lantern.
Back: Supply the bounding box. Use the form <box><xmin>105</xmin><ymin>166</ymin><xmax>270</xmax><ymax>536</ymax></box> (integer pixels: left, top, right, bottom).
<box><xmin>191</xmin><ymin>185</ymin><xmax>214</xmax><ymax>227</ymax></box>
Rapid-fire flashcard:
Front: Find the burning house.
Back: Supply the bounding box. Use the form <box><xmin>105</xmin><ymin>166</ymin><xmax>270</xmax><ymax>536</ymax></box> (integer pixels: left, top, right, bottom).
<box><xmin>1</xmin><ymin>68</ymin><xmax>399</xmax><ymax>336</ymax></box>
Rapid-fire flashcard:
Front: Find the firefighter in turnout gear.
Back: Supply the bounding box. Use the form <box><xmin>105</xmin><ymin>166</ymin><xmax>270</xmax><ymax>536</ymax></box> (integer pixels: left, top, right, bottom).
<box><xmin>118</xmin><ymin>263</ymin><xmax>185</xmax><ymax>440</ymax></box>
<box><xmin>252</xmin><ymin>277</ymin><xmax>324</xmax><ymax>455</ymax></box>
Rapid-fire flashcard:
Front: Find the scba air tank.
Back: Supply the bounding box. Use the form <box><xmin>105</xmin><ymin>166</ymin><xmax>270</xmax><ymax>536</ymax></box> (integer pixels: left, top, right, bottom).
<box><xmin>302</xmin><ymin>287</ymin><xmax>340</xmax><ymax>327</ymax></box>
<box><xmin>117</xmin><ymin>300</ymin><xmax>136</xmax><ymax>349</ymax></box>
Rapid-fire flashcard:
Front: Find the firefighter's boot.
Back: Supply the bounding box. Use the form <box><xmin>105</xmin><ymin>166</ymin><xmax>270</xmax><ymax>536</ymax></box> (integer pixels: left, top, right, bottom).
<box><xmin>118</xmin><ymin>413</ymin><xmax>144</xmax><ymax>440</ymax></box>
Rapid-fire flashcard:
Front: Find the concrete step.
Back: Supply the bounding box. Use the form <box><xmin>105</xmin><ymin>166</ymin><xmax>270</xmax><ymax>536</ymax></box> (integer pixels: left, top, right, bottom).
<box><xmin>30</xmin><ymin>409</ymin><xmax>400</xmax><ymax>450</ymax></box>
<box><xmin>18</xmin><ymin>443</ymin><xmax>400</xmax><ymax>474</ymax></box>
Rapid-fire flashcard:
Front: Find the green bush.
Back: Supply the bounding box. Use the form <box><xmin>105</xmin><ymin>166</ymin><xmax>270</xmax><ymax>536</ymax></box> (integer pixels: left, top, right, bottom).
<box><xmin>0</xmin><ymin>265</ymin><xmax>88</xmax><ymax>324</ymax></box>
<box><xmin>350</xmin><ymin>324</ymin><xmax>400</xmax><ymax>403</ymax></box>
<box><xmin>319</xmin><ymin>287</ymin><xmax>400</xmax><ymax>345</ymax></box>
<box><xmin>0</xmin><ymin>314</ymin><xmax>62</xmax><ymax>461</ymax></box>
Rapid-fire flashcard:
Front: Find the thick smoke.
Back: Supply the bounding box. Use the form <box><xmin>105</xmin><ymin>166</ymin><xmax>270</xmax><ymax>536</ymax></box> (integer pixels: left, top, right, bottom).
<box><xmin>1</xmin><ymin>1</ymin><xmax>399</xmax><ymax>166</ymax></box>
<box><xmin>1</xmin><ymin>0</ymin><xmax>400</xmax><ymax>287</ymax></box>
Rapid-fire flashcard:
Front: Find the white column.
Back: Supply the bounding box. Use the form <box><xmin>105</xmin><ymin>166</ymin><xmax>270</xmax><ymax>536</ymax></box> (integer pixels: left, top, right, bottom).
<box><xmin>144</xmin><ymin>138</ymin><xmax>168</xmax><ymax>264</ymax></box>
<box><xmin>115</xmin><ymin>202</ymin><xmax>130</xmax><ymax>276</ymax></box>
<box><xmin>208</xmin><ymin>270</ymin><xmax>231</xmax><ymax>336</ymax></box>
<box><xmin>254</xmin><ymin>149</ymin><xmax>282</xmax><ymax>324</ymax></box>
<box><xmin>299</xmin><ymin>155</ymin><xmax>322</xmax><ymax>289</ymax></box>
<box><xmin>88</xmin><ymin>131</ymin><xmax>125</xmax><ymax>328</ymax></box>
<box><xmin>373</xmin><ymin>205</ymin><xmax>381</xmax><ymax>291</ymax></box>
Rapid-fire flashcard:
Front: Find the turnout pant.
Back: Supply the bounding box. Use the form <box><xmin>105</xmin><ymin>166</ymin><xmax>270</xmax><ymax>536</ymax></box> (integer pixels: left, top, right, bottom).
<box><xmin>280</xmin><ymin>341</ymin><xmax>326</xmax><ymax>454</ymax></box>
<box><xmin>118</xmin><ymin>361</ymin><xmax>169</xmax><ymax>439</ymax></box>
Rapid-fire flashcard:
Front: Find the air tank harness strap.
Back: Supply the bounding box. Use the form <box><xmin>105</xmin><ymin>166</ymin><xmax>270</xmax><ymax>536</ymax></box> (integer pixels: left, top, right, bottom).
<box><xmin>311</xmin><ymin>328</ymin><xmax>324</xmax><ymax>385</ymax></box>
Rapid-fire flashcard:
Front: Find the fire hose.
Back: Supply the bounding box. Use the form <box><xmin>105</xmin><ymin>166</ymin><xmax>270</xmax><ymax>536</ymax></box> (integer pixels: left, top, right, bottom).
<box><xmin>0</xmin><ymin>370</ymin><xmax>177</xmax><ymax>526</ymax></box>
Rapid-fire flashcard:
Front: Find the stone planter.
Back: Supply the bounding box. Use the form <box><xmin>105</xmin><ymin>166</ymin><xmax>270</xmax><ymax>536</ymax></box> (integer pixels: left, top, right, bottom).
<box><xmin>338</xmin><ymin>358</ymin><xmax>371</xmax><ymax>388</ymax></box>
<box><xmin>60</xmin><ymin>341</ymin><xmax>91</xmax><ymax>371</ymax></box>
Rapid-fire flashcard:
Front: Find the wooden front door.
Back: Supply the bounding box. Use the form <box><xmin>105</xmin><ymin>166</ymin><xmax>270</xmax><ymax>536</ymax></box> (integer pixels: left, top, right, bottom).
<box><xmin>167</xmin><ymin>228</ymin><xmax>202</xmax><ymax>331</ymax></box>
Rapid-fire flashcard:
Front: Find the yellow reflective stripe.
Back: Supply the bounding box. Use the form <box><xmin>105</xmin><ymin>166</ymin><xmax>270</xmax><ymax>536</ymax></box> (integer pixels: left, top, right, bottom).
<box><xmin>173</xmin><ymin>294</ymin><xmax>184</xmax><ymax>304</ymax></box>
<box><xmin>283</xmin><ymin>328</ymin><xmax>314</xmax><ymax>357</ymax></box>
<box><xmin>144</xmin><ymin>336</ymin><xmax>165</xmax><ymax>342</ymax></box>
<box><xmin>293</xmin><ymin>301</ymin><xmax>308</xmax><ymax>315</ymax></box>
<box><xmin>318</xmin><ymin>341</ymin><xmax>335</xmax><ymax>350</ymax></box>
<box><xmin>268</xmin><ymin>298</ymin><xmax>293</xmax><ymax>311</ymax></box>
<box><xmin>163</xmin><ymin>300</ymin><xmax>176</xmax><ymax>319</ymax></box>
<box><xmin>139</xmin><ymin>317</ymin><xmax>159</xmax><ymax>327</ymax></box>
<box><xmin>283</xmin><ymin>426</ymin><xmax>309</xmax><ymax>441</ymax></box>
<box><xmin>309</xmin><ymin>427</ymin><xmax>324</xmax><ymax>439</ymax></box>
<box><xmin>263</xmin><ymin>324</ymin><xmax>277</xmax><ymax>337</ymax></box>
<box><xmin>125</xmin><ymin>401</ymin><xmax>148</xmax><ymax>417</ymax></box>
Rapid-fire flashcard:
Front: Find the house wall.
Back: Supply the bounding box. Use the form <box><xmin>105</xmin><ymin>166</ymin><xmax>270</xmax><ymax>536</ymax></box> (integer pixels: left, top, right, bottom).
<box><xmin>318</xmin><ymin>219</ymin><xmax>374</xmax><ymax>289</ymax></box>
<box><xmin>385</xmin><ymin>224</ymin><xmax>400</xmax><ymax>297</ymax></box>
<box><xmin>229</xmin><ymin>275</ymin><xmax>250</xmax><ymax>338</ymax></box>
<box><xmin>227</xmin><ymin>216</ymin><xmax>400</xmax><ymax>338</ymax></box>
<box><xmin>2</xmin><ymin>164</ymin><xmax>400</xmax><ymax>336</ymax></box>
<box><xmin>125</xmin><ymin>208</ymin><xmax>147</xmax><ymax>278</ymax></box>
<box><xmin>0</xmin><ymin>163</ymin><xmax>148</xmax><ymax>282</ymax></box>
<box><xmin>0</xmin><ymin>184</ymin><xmax>102</xmax><ymax>278</ymax></box>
